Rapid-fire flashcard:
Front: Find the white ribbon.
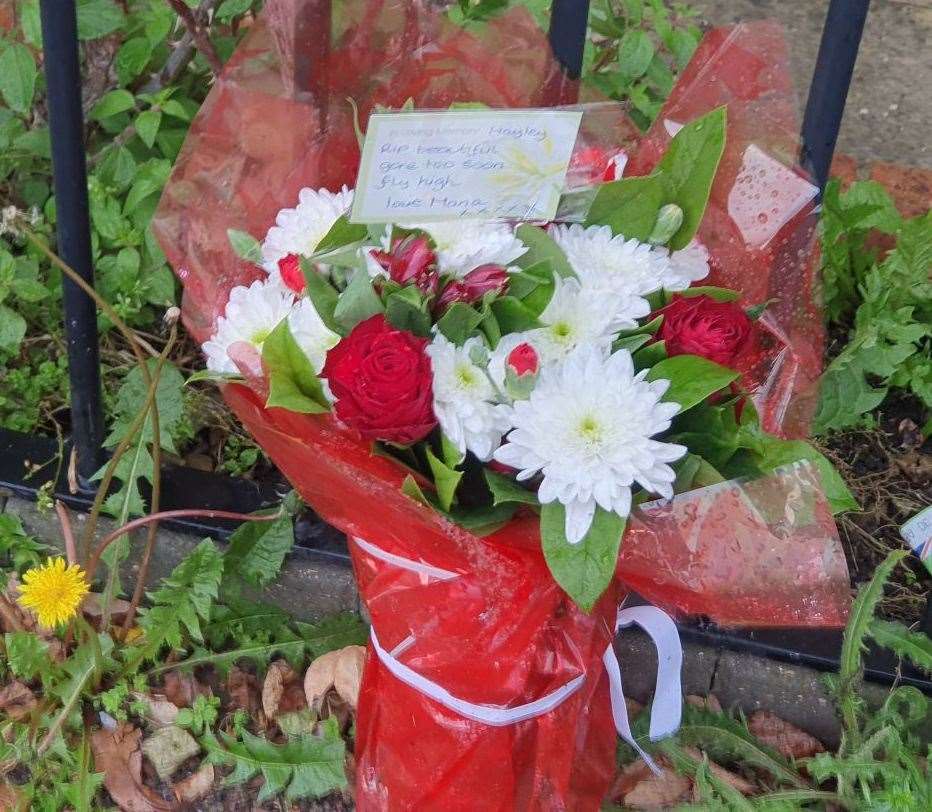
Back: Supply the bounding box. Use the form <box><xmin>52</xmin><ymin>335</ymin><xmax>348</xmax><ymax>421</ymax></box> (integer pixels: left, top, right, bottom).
<box><xmin>353</xmin><ymin>536</ymin><xmax>683</xmax><ymax>771</ymax></box>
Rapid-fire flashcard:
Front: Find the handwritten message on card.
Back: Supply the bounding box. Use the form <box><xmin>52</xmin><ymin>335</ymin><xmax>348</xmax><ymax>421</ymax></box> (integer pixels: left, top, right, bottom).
<box><xmin>350</xmin><ymin>110</ymin><xmax>583</xmax><ymax>223</ymax></box>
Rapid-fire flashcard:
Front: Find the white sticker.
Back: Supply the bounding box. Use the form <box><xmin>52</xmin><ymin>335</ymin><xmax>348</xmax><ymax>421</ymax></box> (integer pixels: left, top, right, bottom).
<box><xmin>350</xmin><ymin>109</ymin><xmax>583</xmax><ymax>223</ymax></box>
<box><xmin>901</xmin><ymin>505</ymin><xmax>932</xmax><ymax>574</ymax></box>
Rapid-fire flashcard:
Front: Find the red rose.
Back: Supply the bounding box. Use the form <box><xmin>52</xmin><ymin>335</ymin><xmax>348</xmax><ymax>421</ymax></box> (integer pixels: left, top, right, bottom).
<box><xmin>658</xmin><ymin>295</ymin><xmax>752</xmax><ymax>366</ymax></box>
<box><xmin>322</xmin><ymin>315</ymin><xmax>437</xmax><ymax>444</ymax></box>
<box><xmin>370</xmin><ymin>235</ymin><xmax>439</xmax><ymax>296</ymax></box>
<box><xmin>435</xmin><ymin>264</ymin><xmax>510</xmax><ymax>313</ymax></box>
<box><xmin>277</xmin><ymin>254</ymin><xmax>305</xmax><ymax>294</ymax></box>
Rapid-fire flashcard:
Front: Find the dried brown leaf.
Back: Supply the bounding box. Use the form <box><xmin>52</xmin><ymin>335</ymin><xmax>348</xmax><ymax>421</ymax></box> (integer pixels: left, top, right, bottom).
<box><xmin>625</xmin><ymin>697</ymin><xmax>645</xmax><ymax>718</ymax></box>
<box><xmin>262</xmin><ymin>660</ymin><xmax>305</xmax><ymax>719</ymax></box>
<box><xmin>0</xmin><ymin>681</ymin><xmax>36</xmax><ymax>721</ymax></box>
<box><xmin>0</xmin><ymin>782</ymin><xmax>20</xmax><ymax>810</ymax></box>
<box><xmin>303</xmin><ymin>650</ymin><xmax>341</xmax><ymax>709</ymax></box>
<box><xmin>132</xmin><ymin>693</ymin><xmax>179</xmax><ymax>728</ymax></box>
<box><xmin>610</xmin><ymin>758</ymin><xmax>691</xmax><ymax>809</ymax></box>
<box><xmin>172</xmin><ymin>764</ymin><xmax>214</xmax><ymax>804</ymax></box>
<box><xmin>748</xmin><ymin>711</ymin><xmax>825</xmax><ymax>759</ymax></box>
<box><xmin>90</xmin><ymin>724</ymin><xmax>175</xmax><ymax>812</ymax></box>
<box><xmin>333</xmin><ymin>645</ymin><xmax>366</xmax><ymax>709</ymax></box>
<box><xmin>226</xmin><ymin>666</ymin><xmax>261</xmax><ymax>715</ymax></box>
<box><xmin>161</xmin><ymin>672</ymin><xmax>209</xmax><ymax>709</ymax></box>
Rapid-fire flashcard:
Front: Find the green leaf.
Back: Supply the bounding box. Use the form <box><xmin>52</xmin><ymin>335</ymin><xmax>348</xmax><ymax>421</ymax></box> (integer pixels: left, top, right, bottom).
<box><xmin>333</xmin><ymin>267</ymin><xmax>384</xmax><ymax>333</ymax></box>
<box><xmin>676</xmin><ymin>285</ymin><xmax>740</xmax><ymax>302</ymax></box>
<box><xmin>149</xmin><ymin>639</ymin><xmax>306</xmax><ymax>675</ymax></box>
<box><xmin>540</xmin><ymin>502</ymin><xmax>625</xmax><ymax>611</ymax></box>
<box><xmin>217</xmin><ymin>0</ymin><xmax>253</xmax><ymax>22</ymax></box>
<box><xmin>656</xmin><ymin>106</ymin><xmax>727</xmax><ymax>249</ymax></box>
<box><xmin>130</xmin><ymin>540</ymin><xmax>225</xmax><ymax>666</ymax></box>
<box><xmin>115</xmin><ymin>37</ymin><xmax>153</xmax><ymax>85</ymax></box>
<box><xmin>312</xmin><ymin>214</ymin><xmax>368</xmax><ymax>257</ymax></box>
<box><xmin>4</xmin><ymin>631</ymin><xmax>51</xmax><ymax>681</ymax></box>
<box><xmin>65</xmin><ymin>733</ymin><xmax>105</xmax><ymax>812</ymax></box>
<box><xmin>514</xmin><ymin>225</ymin><xmax>575</xmax><ymax>278</ymax></box>
<box><xmin>385</xmin><ymin>285</ymin><xmax>432</xmax><ymax>336</ymax></box>
<box><xmin>262</xmin><ymin>319</ymin><xmax>330</xmax><ymax>414</ymax></box>
<box><xmin>838</xmin><ymin>549</ymin><xmax>909</xmax><ymax>736</ymax></box>
<box><xmin>76</xmin><ymin>0</ymin><xmax>125</xmax><ymax>40</ymax></box>
<box><xmin>134</xmin><ymin>109</ymin><xmax>162</xmax><ymax>149</ymax></box>
<box><xmin>301</xmin><ymin>260</ymin><xmax>341</xmax><ymax>335</ymax></box>
<box><xmin>675</xmin><ymin>706</ymin><xmax>808</xmax><ymax>788</ymax></box>
<box><xmin>484</xmin><ymin>470</ymin><xmax>539</xmax><ymax>507</ymax></box>
<box><xmin>617</xmin><ymin>30</ymin><xmax>655</xmax><ymax>80</ymax></box>
<box><xmin>869</xmin><ymin>620</ymin><xmax>932</xmax><ymax>675</ymax></box>
<box><xmin>204</xmin><ymin>723</ymin><xmax>346</xmax><ymax>801</ymax></box>
<box><xmin>0</xmin><ymin>44</ymin><xmax>38</xmax><ymax>114</ymax></box>
<box><xmin>104</xmin><ymin>358</ymin><xmax>185</xmax><ymax>452</ymax></box>
<box><xmin>436</xmin><ymin>301</ymin><xmax>484</xmax><ymax>345</ymax></box>
<box><xmin>647</xmin><ymin>354</ymin><xmax>738</xmax><ymax>412</ymax></box>
<box><xmin>224</xmin><ymin>513</ymin><xmax>295</xmax><ymax>590</ymax></box>
<box><xmin>401</xmin><ymin>474</ymin><xmax>432</xmax><ymax>508</ymax></box>
<box><xmin>425</xmin><ymin>449</ymin><xmax>463</xmax><ymax>512</ymax></box>
<box><xmin>226</xmin><ymin>229</ymin><xmax>262</xmax><ymax>263</ymax></box>
<box><xmin>0</xmin><ymin>303</ymin><xmax>27</xmax><ymax>353</ymax></box>
<box><xmin>490</xmin><ymin>296</ymin><xmax>542</xmax><ymax>333</ymax></box>
<box><xmin>508</xmin><ymin>260</ymin><xmax>555</xmax><ymax>315</ymax></box>
<box><xmin>585</xmin><ymin>175</ymin><xmax>665</xmax><ymax>241</ymax></box>
<box><xmin>748</xmin><ymin>438</ymin><xmax>858</xmax><ymax>515</ymax></box>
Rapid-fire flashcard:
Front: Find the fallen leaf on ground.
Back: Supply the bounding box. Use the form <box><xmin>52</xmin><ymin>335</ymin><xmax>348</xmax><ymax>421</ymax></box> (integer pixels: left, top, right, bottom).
<box><xmin>748</xmin><ymin>711</ymin><xmax>825</xmax><ymax>759</ymax></box>
<box><xmin>133</xmin><ymin>693</ymin><xmax>179</xmax><ymax>728</ymax></box>
<box><xmin>686</xmin><ymin>694</ymin><xmax>722</xmax><ymax>713</ymax></box>
<box><xmin>226</xmin><ymin>666</ymin><xmax>261</xmax><ymax>715</ymax></box>
<box><xmin>0</xmin><ymin>681</ymin><xmax>36</xmax><ymax>721</ymax></box>
<box><xmin>141</xmin><ymin>725</ymin><xmax>201</xmax><ymax>782</ymax></box>
<box><xmin>895</xmin><ymin>450</ymin><xmax>932</xmax><ymax>484</ymax></box>
<box><xmin>172</xmin><ymin>764</ymin><xmax>214</xmax><ymax>803</ymax></box>
<box><xmin>90</xmin><ymin>724</ymin><xmax>175</xmax><ymax>812</ymax></box>
<box><xmin>333</xmin><ymin>645</ymin><xmax>366</xmax><ymax>709</ymax></box>
<box><xmin>277</xmin><ymin>708</ymin><xmax>317</xmax><ymax>736</ymax></box>
<box><xmin>610</xmin><ymin>758</ymin><xmax>691</xmax><ymax>809</ymax></box>
<box><xmin>161</xmin><ymin>672</ymin><xmax>209</xmax><ymax>709</ymax></box>
<box><xmin>262</xmin><ymin>660</ymin><xmax>305</xmax><ymax>719</ymax></box>
<box><xmin>304</xmin><ymin>649</ymin><xmax>341</xmax><ymax>708</ymax></box>
<box><xmin>682</xmin><ymin>745</ymin><xmax>756</xmax><ymax>795</ymax></box>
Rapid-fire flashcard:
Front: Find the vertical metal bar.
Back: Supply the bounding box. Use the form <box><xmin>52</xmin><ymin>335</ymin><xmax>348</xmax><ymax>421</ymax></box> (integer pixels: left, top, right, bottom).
<box><xmin>799</xmin><ymin>0</ymin><xmax>870</xmax><ymax>193</ymax></box>
<box><xmin>548</xmin><ymin>0</ymin><xmax>591</xmax><ymax>79</ymax></box>
<box><xmin>39</xmin><ymin>0</ymin><xmax>105</xmax><ymax>483</ymax></box>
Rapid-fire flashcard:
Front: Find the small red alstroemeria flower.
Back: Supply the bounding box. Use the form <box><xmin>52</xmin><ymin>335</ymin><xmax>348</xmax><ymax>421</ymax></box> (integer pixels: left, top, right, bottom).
<box><xmin>435</xmin><ymin>264</ymin><xmax>510</xmax><ymax>313</ymax></box>
<box><xmin>371</xmin><ymin>234</ymin><xmax>439</xmax><ymax>296</ymax></box>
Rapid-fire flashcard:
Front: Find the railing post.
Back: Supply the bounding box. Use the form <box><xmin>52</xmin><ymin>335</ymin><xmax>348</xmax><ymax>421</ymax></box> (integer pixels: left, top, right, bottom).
<box><xmin>39</xmin><ymin>0</ymin><xmax>105</xmax><ymax>483</ymax></box>
<box><xmin>548</xmin><ymin>0</ymin><xmax>591</xmax><ymax>79</ymax></box>
<box><xmin>800</xmin><ymin>0</ymin><xmax>871</xmax><ymax>194</ymax></box>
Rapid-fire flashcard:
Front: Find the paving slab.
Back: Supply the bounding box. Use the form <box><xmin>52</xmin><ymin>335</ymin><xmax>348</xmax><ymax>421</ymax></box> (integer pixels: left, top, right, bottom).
<box><xmin>688</xmin><ymin>0</ymin><xmax>932</xmax><ymax>169</ymax></box>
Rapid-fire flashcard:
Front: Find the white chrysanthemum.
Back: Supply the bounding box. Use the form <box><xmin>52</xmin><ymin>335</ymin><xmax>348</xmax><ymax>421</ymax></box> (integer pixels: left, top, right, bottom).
<box><xmin>522</xmin><ymin>275</ymin><xmax>644</xmax><ymax>366</ymax></box>
<box><xmin>494</xmin><ymin>344</ymin><xmax>686</xmax><ymax>544</ymax></box>
<box><xmin>401</xmin><ymin>221</ymin><xmax>527</xmax><ymax>278</ymax></box>
<box><xmin>656</xmin><ymin>239</ymin><xmax>711</xmax><ymax>291</ymax></box>
<box><xmin>261</xmin><ymin>186</ymin><xmax>354</xmax><ymax>272</ymax></box>
<box><xmin>202</xmin><ymin>278</ymin><xmax>337</xmax><ymax>375</ymax></box>
<box><xmin>426</xmin><ymin>334</ymin><xmax>512</xmax><ymax>461</ymax></box>
<box><xmin>550</xmin><ymin>223</ymin><xmax>671</xmax><ymax>305</ymax></box>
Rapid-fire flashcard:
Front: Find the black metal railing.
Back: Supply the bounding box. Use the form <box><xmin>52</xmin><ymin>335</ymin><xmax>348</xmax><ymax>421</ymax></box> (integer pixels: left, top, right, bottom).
<box><xmin>9</xmin><ymin>0</ymin><xmax>928</xmax><ymax>689</ymax></box>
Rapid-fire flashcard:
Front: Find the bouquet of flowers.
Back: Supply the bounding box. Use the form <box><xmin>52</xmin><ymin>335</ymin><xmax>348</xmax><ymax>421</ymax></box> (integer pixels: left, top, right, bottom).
<box><xmin>154</xmin><ymin>2</ymin><xmax>853</xmax><ymax>808</ymax></box>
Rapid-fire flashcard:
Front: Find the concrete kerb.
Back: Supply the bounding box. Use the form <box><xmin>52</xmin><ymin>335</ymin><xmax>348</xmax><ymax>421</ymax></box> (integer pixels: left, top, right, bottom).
<box><xmin>3</xmin><ymin>494</ymin><xmax>920</xmax><ymax>747</ymax></box>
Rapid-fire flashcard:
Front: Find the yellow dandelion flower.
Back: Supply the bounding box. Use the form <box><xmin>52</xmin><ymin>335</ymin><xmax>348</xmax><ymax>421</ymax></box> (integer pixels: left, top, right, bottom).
<box><xmin>17</xmin><ymin>557</ymin><xmax>90</xmax><ymax>628</ymax></box>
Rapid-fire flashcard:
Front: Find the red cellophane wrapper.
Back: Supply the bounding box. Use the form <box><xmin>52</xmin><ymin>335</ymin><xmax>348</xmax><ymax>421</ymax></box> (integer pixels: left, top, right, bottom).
<box><xmin>153</xmin><ymin>2</ymin><xmax>850</xmax><ymax>808</ymax></box>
